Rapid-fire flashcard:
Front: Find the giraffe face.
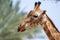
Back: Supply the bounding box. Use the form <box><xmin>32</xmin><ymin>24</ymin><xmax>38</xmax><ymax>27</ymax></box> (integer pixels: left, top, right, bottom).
<box><xmin>18</xmin><ymin>1</ymin><xmax>46</xmax><ymax>32</ymax></box>
<box><xmin>18</xmin><ymin>10</ymin><xmax>46</xmax><ymax>32</ymax></box>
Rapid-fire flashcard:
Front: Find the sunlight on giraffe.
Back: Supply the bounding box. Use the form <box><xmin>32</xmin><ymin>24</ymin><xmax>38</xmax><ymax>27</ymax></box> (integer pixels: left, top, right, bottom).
<box><xmin>18</xmin><ymin>1</ymin><xmax>60</xmax><ymax>40</ymax></box>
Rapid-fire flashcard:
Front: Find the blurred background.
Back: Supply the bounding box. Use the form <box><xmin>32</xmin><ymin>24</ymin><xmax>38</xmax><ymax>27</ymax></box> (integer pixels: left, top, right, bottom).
<box><xmin>0</xmin><ymin>0</ymin><xmax>60</xmax><ymax>40</ymax></box>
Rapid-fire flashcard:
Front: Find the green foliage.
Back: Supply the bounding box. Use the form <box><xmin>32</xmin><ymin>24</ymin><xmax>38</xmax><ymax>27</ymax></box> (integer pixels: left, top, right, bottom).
<box><xmin>0</xmin><ymin>0</ymin><xmax>25</xmax><ymax>40</ymax></box>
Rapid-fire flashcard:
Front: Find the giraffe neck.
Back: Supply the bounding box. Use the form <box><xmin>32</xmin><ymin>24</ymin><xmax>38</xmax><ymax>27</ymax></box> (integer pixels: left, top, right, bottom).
<box><xmin>39</xmin><ymin>14</ymin><xmax>59</xmax><ymax>40</ymax></box>
<box><xmin>45</xmin><ymin>14</ymin><xmax>59</xmax><ymax>33</ymax></box>
<box><xmin>40</xmin><ymin>21</ymin><xmax>55</xmax><ymax>40</ymax></box>
<box><xmin>39</xmin><ymin>18</ymin><xmax>55</xmax><ymax>40</ymax></box>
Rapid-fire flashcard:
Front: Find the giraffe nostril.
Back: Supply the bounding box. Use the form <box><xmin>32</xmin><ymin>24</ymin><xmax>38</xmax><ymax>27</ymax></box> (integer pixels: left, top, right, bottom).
<box><xmin>18</xmin><ymin>27</ymin><xmax>20</xmax><ymax>32</ymax></box>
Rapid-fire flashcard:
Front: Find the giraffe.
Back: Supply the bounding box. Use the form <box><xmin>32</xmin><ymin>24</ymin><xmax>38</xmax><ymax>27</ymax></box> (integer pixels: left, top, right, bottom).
<box><xmin>18</xmin><ymin>1</ymin><xmax>60</xmax><ymax>40</ymax></box>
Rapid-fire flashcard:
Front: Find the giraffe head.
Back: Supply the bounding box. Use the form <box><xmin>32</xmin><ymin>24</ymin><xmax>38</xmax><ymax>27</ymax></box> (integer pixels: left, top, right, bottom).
<box><xmin>18</xmin><ymin>1</ymin><xmax>46</xmax><ymax>32</ymax></box>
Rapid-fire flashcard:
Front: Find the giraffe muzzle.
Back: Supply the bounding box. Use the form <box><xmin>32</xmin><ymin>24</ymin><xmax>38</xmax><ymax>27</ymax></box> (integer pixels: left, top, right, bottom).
<box><xmin>18</xmin><ymin>26</ymin><xmax>26</xmax><ymax>32</ymax></box>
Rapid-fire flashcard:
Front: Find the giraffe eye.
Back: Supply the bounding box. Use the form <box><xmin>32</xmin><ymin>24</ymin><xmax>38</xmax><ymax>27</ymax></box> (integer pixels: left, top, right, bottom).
<box><xmin>33</xmin><ymin>15</ymin><xmax>38</xmax><ymax>18</ymax></box>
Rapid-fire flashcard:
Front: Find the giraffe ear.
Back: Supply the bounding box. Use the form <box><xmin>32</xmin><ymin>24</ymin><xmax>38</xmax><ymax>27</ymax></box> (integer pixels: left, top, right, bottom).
<box><xmin>43</xmin><ymin>10</ymin><xmax>46</xmax><ymax>14</ymax></box>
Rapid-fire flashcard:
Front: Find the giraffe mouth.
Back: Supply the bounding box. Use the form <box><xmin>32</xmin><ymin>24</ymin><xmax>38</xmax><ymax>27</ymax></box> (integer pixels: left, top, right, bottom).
<box><xmin>18</xmin><ymin>26</ymin><xmax>26</xmax><ymax>32</ymax></box>
<box><xmin>18</xmin><ymin>22</ymin><xmax>31</xmax><ymax>32</ymax></box>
